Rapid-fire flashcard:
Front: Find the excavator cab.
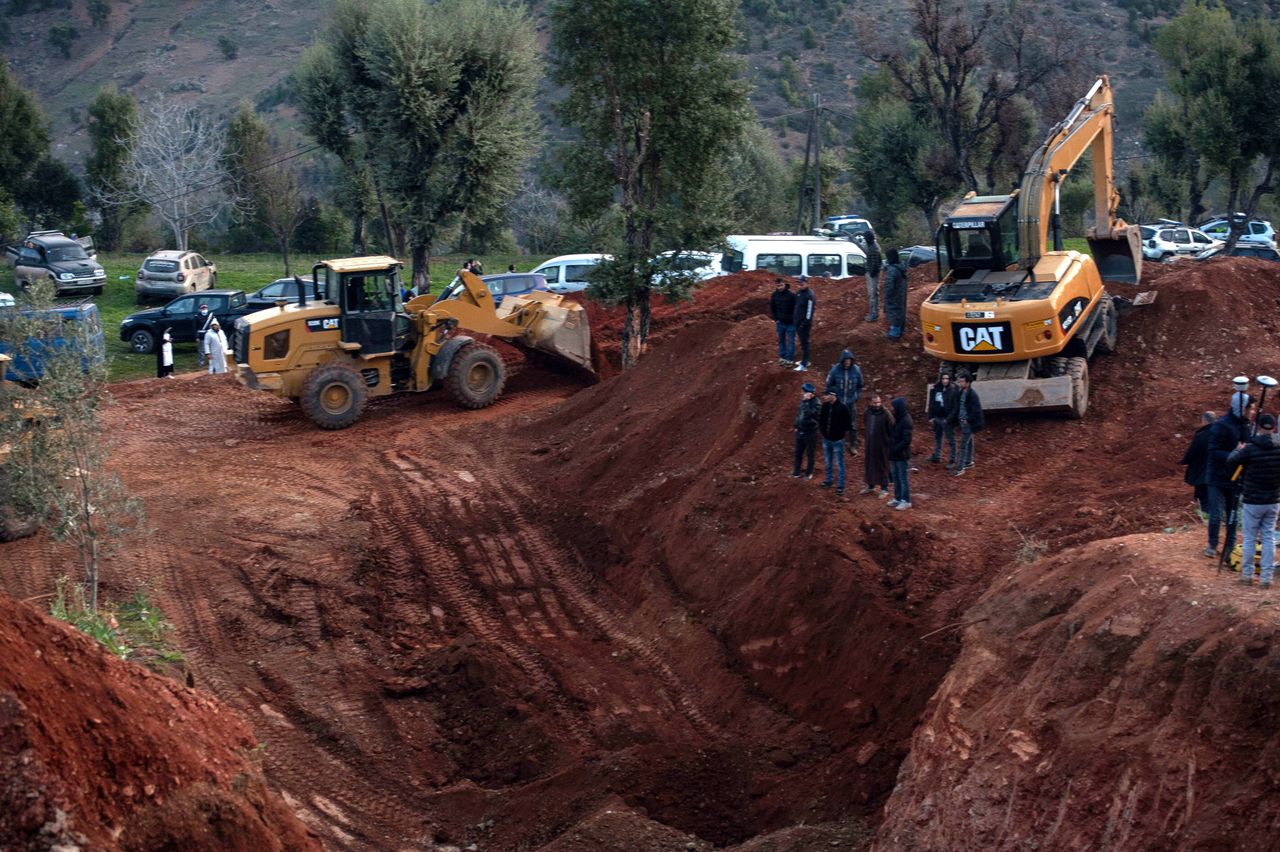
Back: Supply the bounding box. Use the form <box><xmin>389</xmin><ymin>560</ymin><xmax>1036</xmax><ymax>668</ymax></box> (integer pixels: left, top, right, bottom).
<box><xmin>936</xmin><ymin>194</ymin><xmax>1021</xmax><ymax>281</ymax></box>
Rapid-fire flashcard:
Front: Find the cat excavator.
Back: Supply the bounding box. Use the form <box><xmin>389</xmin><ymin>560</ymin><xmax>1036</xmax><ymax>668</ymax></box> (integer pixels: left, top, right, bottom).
<box><xmin>920</xmin><ymin>75</ymin><xmax>1143</xmax><ymax>418</ymax></box>
<box><xmin>231</xmin><ymin>257</ymin><xmax>592</xmax><ymax>429</ymax></box>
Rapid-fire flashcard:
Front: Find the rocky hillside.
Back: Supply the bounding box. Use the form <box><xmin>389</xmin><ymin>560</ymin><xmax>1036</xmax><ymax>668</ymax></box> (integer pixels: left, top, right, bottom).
<box><xmin>3</xmin><ymin>0</ymin><xmax>1167</xmax><ymax>170</ymax></box>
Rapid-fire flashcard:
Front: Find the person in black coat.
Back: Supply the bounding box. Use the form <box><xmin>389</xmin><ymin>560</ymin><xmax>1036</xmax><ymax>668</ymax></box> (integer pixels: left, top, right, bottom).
<box><xmin>888</xmin><ymin>396</ymin><xmax>914</xmax><ymax>509</ymax></box>
<box><xmin>1180</xmin><ymin>411</ymin><xmax>1216</xmax><ymax>518</ymax></box>
<box><xmin>863</xmin><ymin>231</ymin><xmax>883</xmax><ymax>323</ymax></box>
<box><xmin>792</xmin><ymin>382</ymin><xmax>820</xmax><ymax>479</ymax></box>
<box><xmin>792</xmin><ymin>277</ymin><xmax>816</xmax><ymax>371</ymax></box>
<box><xmin>1227</xmin><ymin>413</ymin><xmax>1280</xmax><ymax>586</ymax></box>
<box><xmin>769</xmin><ymin>278</ymin><xmax>797</xmax><ymax>366</ymax></box>
<box><xmin>947</xmin><ymin>371</ymin><xmax>984</xmax><ymax>476</ymax></box>
<box><xmin>1206</xmin><ymin>392</ymin><xmax>1252</xmax><ymax>557</ymax></box>
<box><xmin>926</xmin><ymin>369</ymin><xmax>959</xmax><ymax>464</ymax></box>
<box><xmin>882</xmin><ymin>249</ymin><xmax>909</xmax><ymax>339</ymax></box>
<box><xmin>817</xmin><ymin>391</ymin><xmax>852</xmax><ymax>494</ymax></box>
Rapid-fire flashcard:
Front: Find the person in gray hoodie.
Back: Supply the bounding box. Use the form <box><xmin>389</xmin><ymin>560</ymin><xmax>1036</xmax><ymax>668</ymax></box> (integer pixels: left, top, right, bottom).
<box><xmin>824</xmin><ymin>348</ymin><xmax>864</xmax><ymax>453</ymax></box>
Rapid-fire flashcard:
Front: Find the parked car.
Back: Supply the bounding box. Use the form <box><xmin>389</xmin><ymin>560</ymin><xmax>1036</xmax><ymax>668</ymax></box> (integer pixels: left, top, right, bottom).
<box><xmin>0</xmin><ymin>301</ymin><xmax>106</xmax><ymax>383</ymax></box>
<box><xmin>822</xmin><ymin>214</ymin><xmax>874</xmax><ymax>239</ymax></box>
<box><xmin>1198</xmin><ymin>217</ymin><xmax>1276</xmax><ymax>247</ymax></box>
<box><xmin>1141</xmin><ymin>225</ymin><xmax>1220</xmax><ymax>262</ymax></box>
<box><xmin>119</xmin><ymin>289</ymin><xmax>254</xmax><ymax>354</ymax></box>
<box><xmin>1195</xmin><ymin>244</ymin><xmax>1280</xmax><ymax>262</ymax></box>
<box><xmin>135</xmin><ymin>250</ymin><xmax>218</xmax><ymax>302</ymax></box>
<box><xmin>5</xmin><ymin>231</ymin><xmax>106</xmax><ymax>296</ymax></box>
<box><xmin>532</xmin><ymin>254</ymin><xmax>610</xmax><ymax>294</ymax></box>
<box><xmin>898</xmin><ymin>245</ymin><xmax>940</xmax><ymax>268</ymax></box>
<box><xmin>434</xmin><ymin>272</ymin><xmax>548</xmax><ymax>306</ymax></box>
<box><xmin>246</xmin><ymin>277</ymin><xmax>322</xmax><ymax>310</ymax></box>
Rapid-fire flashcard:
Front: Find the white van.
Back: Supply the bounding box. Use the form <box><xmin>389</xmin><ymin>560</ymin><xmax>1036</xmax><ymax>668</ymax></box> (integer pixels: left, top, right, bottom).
<box><xmin>720</xmin><ymin>234</ymin><xmax>867</xmax><ymax>279</ymax></box>
<box><xmin>655</xmin><ymin>250</ymin><xmax>723</xmax><ymax>281</ymax></box>
<box><xmin>531</xmin><ymin>253</ymin><xmax>611</xmax><ymax>294</ymax></box>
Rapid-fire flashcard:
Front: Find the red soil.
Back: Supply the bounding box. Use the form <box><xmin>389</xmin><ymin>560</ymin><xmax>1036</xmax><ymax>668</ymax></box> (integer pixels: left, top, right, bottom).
<box><xmin>0</xmin><ymin>592</ymin><xmax>318</xmax><ymax>851</ymax></box>
<box><xmin>1</xmin><ymin>255</ymin><xmax>1278</xmax><ymax>849</ymax></box>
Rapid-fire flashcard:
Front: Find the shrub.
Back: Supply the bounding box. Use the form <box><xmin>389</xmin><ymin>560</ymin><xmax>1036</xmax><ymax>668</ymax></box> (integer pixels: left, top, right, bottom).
<box><xmin>217</xmin><ymin>34</ymin><xmax>237</xmax><ymax>60</ymax></box>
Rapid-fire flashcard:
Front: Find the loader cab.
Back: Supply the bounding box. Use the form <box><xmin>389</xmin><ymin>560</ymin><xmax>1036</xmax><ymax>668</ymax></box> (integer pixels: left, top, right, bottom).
<box><xmin>937</xmin><ymin>195</ymin><xmax>1019</xmax><ymax>281</ymax></box>
<box><xmin>315</xmin><ymin>257</ymin><xmax>410</xmax><ymax>356</ymax></box>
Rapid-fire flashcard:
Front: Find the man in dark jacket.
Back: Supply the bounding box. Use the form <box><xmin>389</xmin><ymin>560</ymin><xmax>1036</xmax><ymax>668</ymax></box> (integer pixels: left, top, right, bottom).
<box><xmin>887</xmin><ymin>396</ymin><xmax>914</xmax><ymax>510</ymax></box>
<box><xmin>824</xmin><ymin>348</ymin><xmax>863</xmax><ymax>453</ymax></box>
<box><xmin>1206</xmin><ymin>391</ymin><xmax>1252</xmax><ymax>557</ymax></box>
<box><xmin>1180</xmin><ymin>411</ymin><xmax>1216</xmax><ymax>519</ymax></box>
<box><xmin>769</xmin><ymin>278</ymin><xmax>797</xmax><ymax>366</ymax></box>
<box><xmin>863</xmin><ymin>231</ymin><xmax>883</xmax><ymax>323</ymax></box>
<box><xmin>792</xmin><ymin>382</ymin><xmax>820</xmax><ymax>479</ymax></box>
<box><xmin>948</xmin><ymin>371</ymin><xmax>984</xmax><ymax>476</ymax></box>
<box><xmin>817</xmin><ymin>391</ymin><xmax>853</xmax><ymax>495</ymax></box>
<box><xmin>860</xmin><ymin>394</ymin><xmax>893</xmax><ymax>496</ymax></box>
<box><xmin>882</xmin><ymin>249</ymin><xmax>909</xmax><ymax>340</ymax></box>
<box><xmin>926</xmin><ymin>369</ymin><xmax>958</xmax><ymax>464</ymax></box>
<box><xmin>792</xmin><ymin>277</ymin><xmax>816</xmax><ymax>371</ymax></box>
<box><xmin>1228</xmin><ymin>412</ymin><xmax>1280</xmax><ymax>587</ymax></box>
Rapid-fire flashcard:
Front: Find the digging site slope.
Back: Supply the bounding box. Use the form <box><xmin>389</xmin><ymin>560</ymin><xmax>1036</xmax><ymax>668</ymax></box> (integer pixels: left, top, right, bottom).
<box><xmin>0</xmin><ymin>255</ymin><xmax>1277</xmax><ymax>850</ymax></box>
<box><xmin>0</xmin><ymin>592</ymin><xmax>319</xmax><ymax>851</ymax></box>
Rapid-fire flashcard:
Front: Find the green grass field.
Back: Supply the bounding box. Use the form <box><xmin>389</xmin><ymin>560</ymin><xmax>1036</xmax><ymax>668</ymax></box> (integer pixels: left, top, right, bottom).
<box><xmin>0</xmin><ymin>252</ymin><xmax>541</xmax><ymax>382</ymax></box>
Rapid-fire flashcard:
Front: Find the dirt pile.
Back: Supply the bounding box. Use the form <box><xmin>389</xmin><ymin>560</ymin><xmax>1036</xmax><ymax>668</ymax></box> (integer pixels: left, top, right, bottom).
<box><xmin>875</xmin><ymin>531</ymin><xmax>1280</xmax><ymax>851</ymax></box>
<box><xmin>0</xmin><ymin>591</ymin><xmax>318</xmax><ymax>851</ymax></box>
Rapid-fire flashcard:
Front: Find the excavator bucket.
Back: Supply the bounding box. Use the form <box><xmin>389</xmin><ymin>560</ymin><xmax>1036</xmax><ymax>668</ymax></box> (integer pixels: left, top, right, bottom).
<box><xmin>497</xmin><ymin>291</ymin><xmax>594</xmax><ymax>372</ymax></box>
<box><xmin>1087</xmin><ymin>225</ymin><xmax>1142</xmax><ymax>285</ymax></box>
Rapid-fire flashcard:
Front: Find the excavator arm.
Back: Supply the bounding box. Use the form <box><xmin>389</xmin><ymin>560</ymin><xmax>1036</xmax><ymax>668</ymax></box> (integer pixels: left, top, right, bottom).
<box><xmin>1017</xmin><ymin>76</ymin><xmax>1141</xmax><ymax>284</ymax></box>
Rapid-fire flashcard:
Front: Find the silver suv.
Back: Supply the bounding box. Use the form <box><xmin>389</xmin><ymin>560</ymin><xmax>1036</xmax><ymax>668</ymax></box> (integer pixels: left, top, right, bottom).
<box><xmin>1141</xmin><ymin>224</ymin><xmax>1220</xmax><ymax>262</ymax></box>
<box><xmin>1198</xmin><ymin>217</ymin><xmax>1276</xmax><ymax>247</ymax></box>
<box><xmin>135</xmin><ymin>250</ymin><xmax>218</xmax><ymax>302</ymax></box>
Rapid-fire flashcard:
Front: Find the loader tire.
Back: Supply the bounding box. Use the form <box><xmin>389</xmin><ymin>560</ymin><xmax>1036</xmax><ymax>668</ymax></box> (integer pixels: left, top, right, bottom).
<box><xmin>1096</xmin><ymin>298</ymin><xmax>1118</xmax><ymax>354</ymax></box>
<box><xmin>301</xmin><ymin>363</ymin><xmax>367</xmax><ymax>429</ymax></box>
<box><xmin>1067</xmin><ymin>356</ymin><xmax>1089</xmax><ymax>420</ymax></box>
<box><xmin>446</xmin><ymin>342</ymin><xmax>505</xmax><ymax>410</ymax></box>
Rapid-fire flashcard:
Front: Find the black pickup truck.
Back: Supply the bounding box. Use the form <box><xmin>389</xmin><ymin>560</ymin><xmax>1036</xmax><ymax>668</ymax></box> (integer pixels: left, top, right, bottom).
<box><xmin>118</xmin><ymin>289</ymin><xmax>257</xmax><ymax>354</ymax></box>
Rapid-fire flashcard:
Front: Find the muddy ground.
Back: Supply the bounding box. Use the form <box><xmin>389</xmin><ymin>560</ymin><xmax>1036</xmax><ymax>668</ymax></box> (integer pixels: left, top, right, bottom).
<box><xmin>2</xmin><ymin>256</ymin><xmax>1280</xmax><ymax>850</ymax></box>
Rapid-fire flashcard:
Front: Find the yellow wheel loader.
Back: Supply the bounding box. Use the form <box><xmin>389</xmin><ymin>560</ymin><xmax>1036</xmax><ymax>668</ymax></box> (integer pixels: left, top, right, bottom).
<box><xmin>920</xmin><ymin>75</ymin><xmax>1142</xmax><ymax>418</ymax></box>
<box><xmin>231</xmin><ymin>257</ymin><xmax>592</xmax><ymax>429</ymax></box>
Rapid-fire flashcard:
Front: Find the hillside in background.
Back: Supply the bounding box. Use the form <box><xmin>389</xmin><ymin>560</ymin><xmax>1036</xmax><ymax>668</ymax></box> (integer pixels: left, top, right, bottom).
<box><xmin>3</xmin><ymin>0</ymin><xmax>1170</xmax><ymax>181</ymax></box>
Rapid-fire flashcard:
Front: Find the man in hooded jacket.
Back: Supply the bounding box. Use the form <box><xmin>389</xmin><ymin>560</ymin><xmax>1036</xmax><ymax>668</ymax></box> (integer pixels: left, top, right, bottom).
<box><xmin>887</xmin><ymin>396</ymin><xmax>914</xmax><ymax>509</ymax></box>
<box><xmin>1228</xmin><ymin>412</ymin><xmax>1280</xmax><ymax>587</ymax></box>
<box><xmin>792</xmin><ymin>382</ymin><xmax>820</xmax><ymax>479</ymax></box>
<box><xmin>1206</xmin><ymin>391</ymin><xmax>1252</xmax><ymax>558</ymax></box>
<box><xmin>824</xmin><ymin>349</ymin><xmax>863</xmax><ymax>453</ymax></box>
<box><xmin>863</xmin><ymin>231</ymin><xmax>883</xmax><ymax>323</ymax></box>
<box><xmin>882</xmin><ymin>249</ymin><xmax>909</xmax><ymax>340</ymax></box>
<box><xmin>1180</xmin><ymin>411</ymin><xmax>1216</xmax><ymax>519</ymax></box>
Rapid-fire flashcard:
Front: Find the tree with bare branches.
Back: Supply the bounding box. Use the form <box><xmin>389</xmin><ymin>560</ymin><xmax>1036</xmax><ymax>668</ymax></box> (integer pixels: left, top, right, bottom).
<box><xmin>861</xmin><ymin>0</ymin><xmax>1090</xmax><ymax>195</ymax></box>
<box><xmin>101</xmin><ymin>98</ymin><xmax>236</xmax><ymax>250</ymax></box>
<box><xmin>226</xmin><ymin>103</ymin><xmax>306</xmax><ymax>275</ymax></box>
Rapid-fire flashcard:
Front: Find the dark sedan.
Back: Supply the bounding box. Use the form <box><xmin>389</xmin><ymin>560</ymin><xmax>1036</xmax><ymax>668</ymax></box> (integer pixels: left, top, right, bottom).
<box><xmin>246</xmin><ymin>277</ymin><xmax>322</xmax><ymax>310</ymax></box>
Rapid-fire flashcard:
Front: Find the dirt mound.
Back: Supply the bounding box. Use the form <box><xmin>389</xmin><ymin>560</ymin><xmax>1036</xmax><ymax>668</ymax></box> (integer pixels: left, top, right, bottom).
<box><xmin>875</xmin><ymin>531</ymin><xmax>1280</xmax><ymax>851</ymax></box>
<box><xmin>0</xmin><ymin>591</ymin><xmax>318</xmax><ymax>851</ymax></box>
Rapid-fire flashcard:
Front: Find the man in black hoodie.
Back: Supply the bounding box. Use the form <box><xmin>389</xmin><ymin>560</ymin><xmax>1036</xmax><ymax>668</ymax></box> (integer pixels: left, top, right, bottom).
<box><xmin>818</xmin><ymin>390</ymin><xmax>852</xmax><ymax>495</ymax></box>
<box><xmin>769</xmin><ymin>278</ymin><xmax>797</xmax><ymax>367</ymax></box>
<box><xmin>926</xmin><ymin>369</ymin><xmax>958</xmax><ymax>464</ymax></box>
<box><xmin>793</xmin><ymin>277</ymin><xmax>816</xmax><ymax>372</ymax></box>
<box><xmin>1228</xmin><ymin>412</ymin><xmax>1280</xmax><ymax>587</ymax></box>
<box><xmin>888</xmin><ymin>396</ymin><xmax>914</xmax><ymax>509</ymax></box>
<box><xmin>792</xmin><ymin>382</ymin><xmax>820</xmax><ymax>479</ymax></box>
<box><xmin>1206</xmin><ymin>391</ymin><xmax>1252</xmax><ymax>558</ymax></box>
<box><xmin>863</xmin><ymin>231</ymin><xmax>883</xmax><ymax>323</ymax></box>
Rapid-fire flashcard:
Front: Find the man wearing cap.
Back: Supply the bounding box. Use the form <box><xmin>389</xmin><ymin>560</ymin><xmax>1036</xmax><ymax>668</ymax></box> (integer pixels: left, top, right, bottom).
<box><xmin>769</xmin><ymin>278</ymin><xmax>797</xmax><ymax>367</ymax></box>
<box><xmin>1206</xmin><ymin>387</ymin><xmax>1252</xmax><ymax>557</ymax></box>
<box><xmin>792</xmin><ymin>382</ymin><xmax>820</xmax><ymax>480</ymax></box>
<box><xmin>792</xmin><ymin>276</ymin><xmax>816</xmax><ymax>372</ymax></box>
<box><xmin>1228</xmin><ymin>412</ymin><xmax>1280</xmax><ymax>588</ymax></box>
<box><xmin>203</xmin><ymin>319</ymin><xmax>229</xmax><ymax>374</ymax></box>
<box><xmin>817</xmin><ymin>390</ymin><xmax>852</xmax><ymax>495</ymax></box>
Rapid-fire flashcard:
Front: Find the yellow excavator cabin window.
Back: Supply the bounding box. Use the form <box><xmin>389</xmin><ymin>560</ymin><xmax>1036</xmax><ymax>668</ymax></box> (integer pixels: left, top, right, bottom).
<box><xmin>264</xmin><ymin>329</ymin><xmax>290</xmax><ymax>360</ymax></box>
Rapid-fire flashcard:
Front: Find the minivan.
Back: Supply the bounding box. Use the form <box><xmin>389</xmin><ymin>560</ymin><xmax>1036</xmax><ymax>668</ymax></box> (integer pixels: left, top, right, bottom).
<box><xmin>720</xmin><ymin>235</ymin><xmax>868</xmax><ymax>278</ymax></box>
<box><xmin>531</xmin><ymin>254</ymin><xmax>610</xmax><ymax>294</ymax></box>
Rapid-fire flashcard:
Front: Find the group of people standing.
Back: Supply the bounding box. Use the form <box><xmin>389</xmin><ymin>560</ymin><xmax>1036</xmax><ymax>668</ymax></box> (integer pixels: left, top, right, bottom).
<box><xmin>1183</xmin><ymin>379</ymin><xmax>1280</xmax><ymax>588</ymax></box>
<box><xmin>153</xmin><ymin>303</ymin><xmax>229</xmax><ymax>379</ymax></box>
<box><xmin>768</xmin><ymin>228</ymin><xmax>911</xmax><ymax>374</ymax></box>
<box><xmin>789</xmin><ymin>351</ymin><xmax>984</xmax><ymax>508</ymax></box>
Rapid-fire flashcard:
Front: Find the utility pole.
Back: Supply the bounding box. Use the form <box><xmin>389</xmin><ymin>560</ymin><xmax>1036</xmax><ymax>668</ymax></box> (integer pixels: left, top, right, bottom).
<box><xmin>812</xmin><ymin>92</ymin><xmax>821</xmax><ymax>231</ymax></box>
<box><xmin>794</xmin><ymin>106</ymin><xmax>814</xmax><ymax>235</ymax></box>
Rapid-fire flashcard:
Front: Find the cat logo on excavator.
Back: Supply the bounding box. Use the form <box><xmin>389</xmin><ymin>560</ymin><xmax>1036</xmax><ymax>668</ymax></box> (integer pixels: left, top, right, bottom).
<box><xmin>954</xmin><ymin>323</ymin><xmax>1012</xmax><ymax>354</ymax></box>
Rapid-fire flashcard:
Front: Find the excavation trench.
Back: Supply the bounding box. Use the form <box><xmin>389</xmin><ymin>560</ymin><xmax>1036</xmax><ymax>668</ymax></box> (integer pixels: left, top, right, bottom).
<box><xmin>3</xmin><ymin>258</ymin><xmax>1279</xmax><ymax>849</ymax></box>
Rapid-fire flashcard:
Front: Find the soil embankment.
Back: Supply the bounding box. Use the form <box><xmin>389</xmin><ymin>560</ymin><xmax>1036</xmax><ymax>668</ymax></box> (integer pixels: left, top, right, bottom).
<box><xmin>0</xmin><ymin>591</ymin><xmax>319</xmax><ymax>850</ymax></box>
<box><xmin>1</xmin><ymin>256</ymin><xmax>1278</xmax><ymax>849</ymax></box>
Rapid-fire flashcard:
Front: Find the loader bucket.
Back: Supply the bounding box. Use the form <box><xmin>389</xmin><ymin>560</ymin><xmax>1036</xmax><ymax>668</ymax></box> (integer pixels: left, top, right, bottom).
<box><xmin>1087</xmin><ymin>226</ymin><xmax>1142</xmax><ymax>285</ymax></box>
<box><xmin>498</xmin><ymin>291</ymin><xmax>594</xmax><ymax>372</ymax></box>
